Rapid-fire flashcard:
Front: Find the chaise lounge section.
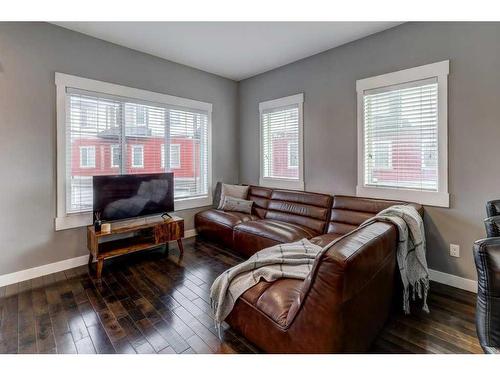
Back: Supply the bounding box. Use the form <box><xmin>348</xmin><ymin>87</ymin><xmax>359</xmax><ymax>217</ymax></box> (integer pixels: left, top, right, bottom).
<box><xmin>194</xmin><ymin>185</ymin><xmax>422</xmax><ymax>353</ymax></box>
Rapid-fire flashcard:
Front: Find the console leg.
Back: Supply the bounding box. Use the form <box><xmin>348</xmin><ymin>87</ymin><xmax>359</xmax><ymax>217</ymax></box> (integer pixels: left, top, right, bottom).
<box><xmin>96</xmin><ymin>259</ymin><xmax>104</xmax><ymax>279</ymax></box>
<box><xmin>88</xmin><ymin>254</ymin><xmax>93</xmax><ymax>267</ymax></box>
<box><xmin>177</xmin><ymin>239</ymin><xmax>184</xmax><ymax>257</ymax></box>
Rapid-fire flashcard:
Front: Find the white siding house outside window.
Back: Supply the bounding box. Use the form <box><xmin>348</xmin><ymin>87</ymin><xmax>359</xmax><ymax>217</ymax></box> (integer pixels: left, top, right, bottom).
<box><xmin>356</xmin><ymin>60</ymin><xmax>449</xmax><ymax>207</ymax></box>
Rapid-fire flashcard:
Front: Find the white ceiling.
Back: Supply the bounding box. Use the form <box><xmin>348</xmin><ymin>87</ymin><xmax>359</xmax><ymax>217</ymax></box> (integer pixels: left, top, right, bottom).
<box><xmin>53</xmin><ymin>22</ymin><xmax>402</xmax><ymax>81</ymax></box>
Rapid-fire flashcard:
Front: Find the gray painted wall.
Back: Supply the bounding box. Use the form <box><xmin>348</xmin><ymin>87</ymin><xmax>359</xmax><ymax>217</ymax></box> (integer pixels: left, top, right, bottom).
<box><xmin>239</xmin><ymin>22</ymin><xmax>500</xmax><ymax>280</ymax></box>
<box><xmin>0</xmin><ymin>22</ymin><xmax>239</xmax><ymax>276</ymax></box>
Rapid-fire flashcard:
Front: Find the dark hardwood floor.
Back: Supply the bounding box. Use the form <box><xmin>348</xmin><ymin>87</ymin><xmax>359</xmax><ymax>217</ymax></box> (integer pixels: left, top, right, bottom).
<box><xmin>0</xmin><ymin>237</ymin><xmax>482</xmax><ymax>354</ymax></box>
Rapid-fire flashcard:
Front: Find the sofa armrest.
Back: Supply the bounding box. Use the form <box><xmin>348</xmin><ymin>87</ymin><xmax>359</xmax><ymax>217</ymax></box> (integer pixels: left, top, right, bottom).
<box><xmin>286</xmin><ymin>222</ymin><xmax>398</xmax><ymax>352</ymax></box>
<box><xmin>311</xmin><ymin>222</ymin><xmax>398</xmax><ymax>302</ymax></box>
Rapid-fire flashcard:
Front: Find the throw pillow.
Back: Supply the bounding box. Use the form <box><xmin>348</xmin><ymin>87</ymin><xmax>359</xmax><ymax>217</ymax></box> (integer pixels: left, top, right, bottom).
<box><xmin>221</xmin><ymin>196</ymin><xmax>253</xmax><ymax>214</ymax></box>
<box><xmin>217</xmin><ymin>184</ymin><xmax>249</xmax><ymax>209</ymax></box>
<box><xmin>212</xmin><ymin>182</ymin><xmax>223</xmax><ymax>209</ymax></box>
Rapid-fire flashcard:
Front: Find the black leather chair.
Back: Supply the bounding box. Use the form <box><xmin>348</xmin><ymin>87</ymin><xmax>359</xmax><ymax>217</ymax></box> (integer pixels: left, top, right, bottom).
<box><xmin>473</xmin><ymin>238</ymin><xmax>500</xmax><ymax>354</ymax></box>
<box><xmin>473</xmin><ymin>200</ymin><xmax>500</xmax><ymax>353</ymax></box>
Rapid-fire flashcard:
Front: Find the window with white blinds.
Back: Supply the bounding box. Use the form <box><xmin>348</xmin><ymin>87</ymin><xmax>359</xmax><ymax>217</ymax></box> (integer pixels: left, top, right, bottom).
<box><xmin>55</xmin><ymin>73</ymin><xmax>212</xmax><ymax>230</ymax></box>
<box><xmin>259</xmin><ymin>93</ymin><xmax>304</xmax><ymax>190</ymax></box>
<box><xmin>356</xmin><ymin>61</ymin><xmax>449</xmax><ymax>207</ymax></box>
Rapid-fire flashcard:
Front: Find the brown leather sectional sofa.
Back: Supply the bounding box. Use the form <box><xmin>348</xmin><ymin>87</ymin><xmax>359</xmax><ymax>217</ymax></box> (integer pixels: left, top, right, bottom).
<box><xmin>194</xmin><ymin>186</ymin><xmax>422</xmax><ymax>353</ymax></box>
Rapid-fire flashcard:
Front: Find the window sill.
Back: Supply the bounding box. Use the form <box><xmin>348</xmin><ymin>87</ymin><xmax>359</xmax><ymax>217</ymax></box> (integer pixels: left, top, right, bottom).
<box><xmin>55</xmin><ymin>195</ymin><xmax>213</xmax><ymax>231</ymax></box>
<box><xmin>174</xmin><ymin>195</ymin><xmax>213</xmax><ymax>211</ymax></box>
<box><xmin>259</xmin><ymin>177</ymin><xmax>304</xmax><ymax>191</ymax></box>
<box><xmin>55</xmin><ymin>213</ymin><xmax>93</xmax><ymax>231</ymax></box>
<box><xmin>356</xmin><ymin>185</ymin><xmax>449</xmax><ymax>208</ymax></box>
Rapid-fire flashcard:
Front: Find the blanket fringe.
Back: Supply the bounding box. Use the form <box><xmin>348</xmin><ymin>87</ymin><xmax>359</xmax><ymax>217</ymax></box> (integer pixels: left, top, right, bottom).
<box><xmin>404</xmin><ymin>277</ymin><xmax>430</xmax><ymax>314</ymax></box>
<box><xmin>210</xmin><ymin>298</ymin><xmax>223</xmax><ymax>339</ymax></box>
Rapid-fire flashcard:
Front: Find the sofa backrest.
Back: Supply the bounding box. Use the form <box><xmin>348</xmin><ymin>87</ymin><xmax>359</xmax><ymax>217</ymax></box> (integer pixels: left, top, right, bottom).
<box><xmin>263</xmin><ymin>189</ymin><xmax>333</xmax><ymax>234</ymax></box>
<box><xmin>247</xmin><ymin>186</ymin><xmax>273</xmax><ymax>219</ymax></box>
<box><xmin>327</xmin><ymin>195</ymin><xmax>422</xmax><ymax>235</ymax></box>
<box><xmin>244</xmin><ymin>185</ymin><xmax>423</xmax><ymax>235</ymax></box>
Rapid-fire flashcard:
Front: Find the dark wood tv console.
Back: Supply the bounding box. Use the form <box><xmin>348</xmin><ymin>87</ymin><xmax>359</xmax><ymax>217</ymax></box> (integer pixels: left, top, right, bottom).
<box><xmin>87</xmin><ymin>216</ymin><xmax>184</xmax><ymax>278</ymax></box>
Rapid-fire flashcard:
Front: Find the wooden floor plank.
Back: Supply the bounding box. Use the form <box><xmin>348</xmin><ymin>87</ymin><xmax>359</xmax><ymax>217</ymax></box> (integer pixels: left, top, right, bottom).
<box><xmin>0</xmin><ymin>296</ymin><xmax>19</xmax><ymax>353</ymax></box>
<box><xmin>87</xmin><ymin>324</ymin><xmax>116</xmax><ymax>354</ymax></box>
<box><xmin>75</xmin><ymin>336</ymin><xmax>97</xmax><ymax>354</ymax></box>
<box><xmin>17</xmin><ymin>290</ymin><xmax>37</xmax><ymax>353</ymax></box>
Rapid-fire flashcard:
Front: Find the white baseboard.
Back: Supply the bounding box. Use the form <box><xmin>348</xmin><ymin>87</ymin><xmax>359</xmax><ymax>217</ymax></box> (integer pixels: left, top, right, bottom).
<box><xmin>184</xmin><ymin>229</ymin><xmax>197</xmax><ymax>238</ymax></box>
<box><xmin>0</xmin><ymin>255</ymin><xmax>90</xmax><ymax>288</ymax></box>
<box><xmin>0</xmin><ymin>229</ymin><xmax>198</xmax><ymax>288</ymax></box>
<box><xmin>429</xmin><ymin>268</ymin><xmax>478</xmax><ymax>293</ymax></box>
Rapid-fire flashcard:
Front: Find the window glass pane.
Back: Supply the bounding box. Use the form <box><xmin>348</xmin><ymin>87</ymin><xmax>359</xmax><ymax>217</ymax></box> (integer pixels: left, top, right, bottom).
<box><xmin>79</xmin><ymin>146</ymin><xmax>96</xmax><ymax>168</ymax></box>
<box><xmin>262</xmin><ymin>105</ymin><xmax>299</xmax><ymax>180</ymax></box>
<box><xmin>363</xmin><ymin>80</ymin><xmax>438</xmax><ymax>191</ymax></box>
<box><xmin>169</xmin><ymin>109</ymin><xmax>208</xmax><ymax>198</ymax></box>
<box><xmin>287</xmin><ymin>141</ymin><xmax>298</xmax><ymax>168</ymax></box>
<box><xmin>67</xmin><ymin>93</ymin><xmax>122</xmax><ymax>213</ymax></box>
<box><xmin>111</xmin><ymin>144</ymin><xmax>120</xmax><ymax>168</ymax></box>
<box><xmin>170</xmin><ymin>144</ymin><xmax>181</xmax><ymax>169</ymax></box>
<box><xmin>131</xmin><ymin>145</ymin><xmax>144</xmax><ymax>168</ymax></box>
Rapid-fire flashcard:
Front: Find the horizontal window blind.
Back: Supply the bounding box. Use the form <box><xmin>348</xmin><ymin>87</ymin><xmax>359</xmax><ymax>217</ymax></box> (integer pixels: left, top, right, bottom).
<box><xmin>261</xmin><ymin>105</ymin><xmax>299</xmax><ymax>180</ymax></box>
<box><xmin>66</xmin><ymin>88</ymin><xmax>209</xmax><ymax>215</ymax></box>
<box><xmin>363</xmin><ymin>78</ymin><xmax>439</xmax><ymax>191</ymax></box>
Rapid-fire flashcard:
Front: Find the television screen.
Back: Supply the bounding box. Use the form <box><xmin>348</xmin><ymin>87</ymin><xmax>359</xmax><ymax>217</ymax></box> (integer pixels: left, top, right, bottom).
<box><xmin>93</xmin><ymin>173</ymin><xmax>174</xmax><ymax>221</ymax></box>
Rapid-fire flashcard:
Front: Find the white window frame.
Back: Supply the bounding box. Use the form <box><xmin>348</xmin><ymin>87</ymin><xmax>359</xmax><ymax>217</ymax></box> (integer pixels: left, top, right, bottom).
<box><xmin>169</xmin><ymin>144</ymin><xmax>181</xmax><ymax>169</ymax></box>
<box><xmin>259</xmin><ymin>93</ymin><xmax>304</xmax><ymax>190</ymax></box>
<box><xmin>110</xmin><ymin>144</ymin><xmax>120</xmax><ymax>168</ymax></box>
<box><xmin>79</xmin><ymin>146</ymin><xmax>95</xmax><ymax>168</ymax></box>
<box><xmin>131</xmin><ymin>145</ymin><xmax>144</xmax><ymax>168</ymax></box>
<box><xmin>356</xmin><ymin>60</ymin><xmax>449</xmax><ymax>208</ymax></box>
<box><xmin>287</xmin><ymin>141</ymin><xmax>299</xmax><ymax>169</ymax></box>
<box><xmin>55</xmin><ymin>73</ymin><xmax>213</xmax><ymax>231</ymax></box>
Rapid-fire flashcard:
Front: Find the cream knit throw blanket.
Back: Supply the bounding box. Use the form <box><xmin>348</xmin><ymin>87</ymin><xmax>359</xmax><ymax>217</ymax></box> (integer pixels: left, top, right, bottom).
<box><xmin>210</xmin><ymin>238</ymin><xmax>324</xmax><ymax>334</ymax></box>
<box><xmin>361</xmin><ymin>204</ymin><xmax>430</xmax><ymax>314</ymax></box>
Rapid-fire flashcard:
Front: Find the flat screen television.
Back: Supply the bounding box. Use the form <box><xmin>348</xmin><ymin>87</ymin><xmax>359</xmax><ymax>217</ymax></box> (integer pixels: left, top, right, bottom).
<box><xmin>93</xmin><ymin>173</ymin><xmax>174</xmax><ymax>221</ymax></box>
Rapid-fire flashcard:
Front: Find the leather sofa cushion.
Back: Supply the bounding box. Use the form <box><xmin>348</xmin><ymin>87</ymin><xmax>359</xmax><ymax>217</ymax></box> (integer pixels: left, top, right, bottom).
<box><xmin>240</xmin><ymin>278</ymin><xmax>303</xmax><ymax>327</ymax></box>
<box><xmin>234</xmin><ymin>219</ymin><xmax>319</xmax><ymax>244</ymax></box>
<box><xmin>310</xmin><ymin>233</ymin><xmax>342</xmax><ymax>248</ymax></box>
<box><xmin>264</xmin><ymin>190</ymin><xmax>332</xmax><ymax>234</ymax></box>
<box><xmin>196</xmin><ymin>209</ymin><xmax>257</xmax><ymax>228</ymax></box>
<box><xmin>270</xmin><ymin>190</ymin><xmax>331</xmax><ymax>209</ymax></box>
<box><xmin>247</xmin><ymin>186</ymin><xmax>273</xmax><ymax>219</ymax></box>
<box><xmin>327</xmin><ymin>195</ymin><xmax>422</xmax><ymax>235</ymax></box>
